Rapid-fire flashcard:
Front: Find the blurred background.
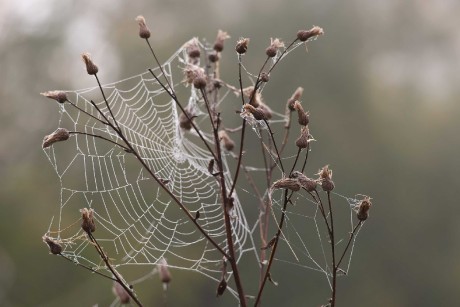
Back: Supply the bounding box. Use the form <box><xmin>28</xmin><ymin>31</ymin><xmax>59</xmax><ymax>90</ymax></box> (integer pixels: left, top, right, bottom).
<box><xmin>1</xmin><ymin>0</ymin><xmax>460</xmax><ymax>306</ymax></box>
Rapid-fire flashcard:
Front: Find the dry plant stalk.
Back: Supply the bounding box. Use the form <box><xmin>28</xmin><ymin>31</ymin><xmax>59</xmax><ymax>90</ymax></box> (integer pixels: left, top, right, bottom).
<box><xmin>41</xmin><ymin>15</ymin><xmax>371</xmax><ymax>307</ymax></box>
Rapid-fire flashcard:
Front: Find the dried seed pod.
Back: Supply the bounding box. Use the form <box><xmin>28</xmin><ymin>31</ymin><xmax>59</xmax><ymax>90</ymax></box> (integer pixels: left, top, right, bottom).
<box><xmin>257</xmin><ymin>103</ymin><xmax>273</xmax><ymax>120</ymax></box>
<box><xmin>295</xmin><ymin>126</ymin><xmax>311</xmax><ymax>149</ymax></box>
<box><xmin>112</xmin><ymin>282</ymin><xmax>130</xmax><ymax>304</ymax></box>
<box><xmin>265</xmin><ymin>38</ymin><xmax>284</xmax><ymax>57</ymax></box>
<box><xmin>41</xmin><ymin>91</ymin><xmax>68</xmax><ymax>104</ymax></box>
<box><xmin>214</xmin><ymin>30</ymin><xmax>230</xmax><ymax>52</ymax></box>
<box><xmin>218</xmin><ymin>130</ymin><xmax>235</xmax><ymax>151</ymax></box>
<box><xmin>43</xmin><ymin>236</ymin><xmax>62</xmax><ymax>255</ymax></box>
<box><xmin>243</xmin><ymin>104</ymin><xmax>267</xmax><ymax>121</ymax></box>
<box><xmin>157</xmin><ymin>258</ymin><xmax>172</xmax><ymax>290</ymax></box>
<box><xmin>297</xmin><ymin>26</ymin><xmax>324</xmax><ymax>42</ymax></box>
<box><xmin>80</xmin><ymin>208</ymin><xmax>96</xmax><ymax>233</ymax></box>
<box><xmin>185</xmin><ymin>39</ymin><xmax>201</xmax><ymax>59</ymax></box>
<box><xmin>293</xmin><ymin>101</ymin><xmax>309</xmax><ymax>126</ymax></box>
<box><xmin>242</xmin><ymin>86</ymin><xmax>263</xmax><ymax>107</ymax></box>
<box><xmin>81</xmin><ymin>53</ymin><xmax>98</xmax><ymax>75</ymax></box>
<box><xmin>291</xmin><ymin>171</ymin><xmax>317</xmax><ymax>192</ymax></box>
<box><xmin>260</xmin><ymin>72</ymin><xmax>270</xmax><ymax>83</ymax></box>
<box><xmin>179</xmin><ymin>105</ymin><xmax>196</xmax><ymax>130</ymax></box>
<box><xmin>135</xmin><ymin>15</ymin><xmax>151</xmax><ymax>39</ymax></box>
<box><xmin>208</xmin><ymin>159</ymin><xmax>215</xmax><ymax>174</ymax></box>
<box><xmin>216</xmin><ymin>278</ymin><xmax>227</xmax><ymax>297</ymax></box>
<box><xmin>208</xmin><ymin>50</ymin><xmax>219</xmax><ymax>63</ymax></box>
<box><xmin>235</xmin><ymin>37</ymin><xmax>250</xmax><ymax>54</ymax></box>
<box><xmin>272</xmin><ymin>178</ymin><xmax>301</xmax><ymax>191</ymax></box>
<box><xmin>357</xmin><ymin>196</ymin><xmax>372</xmax><ymax>221</ymax></box>
<box><xmin>183</xmin><ymin>64</ymin><xmax>207</xmax><ymax>89</ymax></box>
<box><xmin>317</xmin><ymin>165</ymin><xmax>335</xmax><ymax>192</ymax></box>
<box><xmin>287</xmin><ymin>87</ymin><xmax>304</xmax><ymax>111</ymax></box>
<box><xmin>42</xmin><ymin>128</ymin><xmax>70</xmax><ymax>148</ymax></box>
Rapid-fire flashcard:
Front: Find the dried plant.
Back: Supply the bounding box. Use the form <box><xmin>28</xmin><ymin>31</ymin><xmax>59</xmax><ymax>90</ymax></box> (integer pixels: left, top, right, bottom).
<box><xmin>41</xmin><ymin>16</ymin><xmax>372</xmax><ymax>307</ymax></box>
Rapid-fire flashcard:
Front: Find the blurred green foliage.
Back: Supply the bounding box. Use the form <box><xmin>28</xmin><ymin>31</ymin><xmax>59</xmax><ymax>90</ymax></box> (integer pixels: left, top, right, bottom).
<box><xmin>1</xmin><ymin>0</ymin><xmax>460</xmax><ymax>306</ymax></box>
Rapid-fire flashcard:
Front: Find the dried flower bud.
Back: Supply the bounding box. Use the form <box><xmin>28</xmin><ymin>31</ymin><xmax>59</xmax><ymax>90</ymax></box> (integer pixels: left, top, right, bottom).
<box><xmin>243</xmin><ymin>104</ymin><xmax>267</xmax><ymax>121</ymax></box>
<box><xmin>41</xmin><ymin>91</ymin><xmax>68</xmax><ymax>104</ymax></box>
<box><xmin>43</xmin><ymin>236</ymin><xmax>62</xmax><ymax>255</ymax></box>
<box><xmin>185</xmin><ymin>39</ymin><xmax>201</xmax><ymax>59</ymax></box>
<box><xmin>293</xmin><ymin>101</ymin><xmax>309</xmax><ymax>126</ymax></box>
<box><xmin>216</xmin><ymin>278</ymin><xmax>227</xmax><ymax>297</ymax></box>
<box><xmin>260</xmin><ymin>72</ymin><xmax>270</xmax><ymax>83</ymax></box>
<box><xmin>214</xmin><ymin>30</ymin><xmax>230</xmax><ymax>52</ymax></box>
<box><xmin>42</xmin><ymin>128</ymin><xmax>70</xmax><ymax>148</ymax></box>
<box><xmin>218</xmin><ymin>130</ymin><xmax>235</xmax><ymax>151</ymax></box>
<box><xmin>317</xmin><ymin>165</ymin><xmax>335</xmax><ymax>191</ymax></box>
<box><xmin>157</xmin><ymin>258</ymin><xmax>172</xmax><ymax>290</ymax></box>
<box><xmin>135</xmin><ymin>15</ymin><xmax>151</xmax><ymax>39</ymax></box>
<box><xmin>297</xmin><ymin>26</ymin><xmax>324</xmax><ymax>42</ymax></box>
<box><xmin>208</xmin><ymin>159</ymin><xmax>215</xmax><ymax>174</ymax></box>
<box><xmin>112</xmin><ymin>282</ymin><xmax>130</xmax><ymax>304</ymax></box>
<box><xmin>258</xmin><ymin>103</ymin><xmax>273</xmax><ymax>120</ymax></box>
<box><xmin>272</xmin><ymin>178</ymin><xmax>301</xmax><ymax>191</ymax></box>
<box><xmin>208</xmin><ymin>50</ymin><xmax>219</xmax><ymax>63</ymax></box>
<box><xmin>179</xmin><ymin>105</ymin><xmax>196</xmax><ymax>130</ymax></box>
<box><xmin>265</xmin><ymin>38</ymin><xmax>284</xmax><ymax>57</ymax></box>
<box><xmin>183</xmin><ymin>64</ymin><xmax>207</xmax><ymax>89</ymax></box>
<box><xmin>80</xmin><ymin>208</ymin><xmax>96</xmax><ymax>233</ymax></box>
<box><xmin>242</xmin><ymin>86</ymin><xmax>262</xmax><ymax>107</ymax></box>
<box><xmin>235</xmin><ymin>37</ymin><xmax>250</xmax><ymax>54</ymax></box>
<box><xmin>287</xmin><ymin>87</ymin><xmax>304</xmax><ymax>111</ymax></box>
<box><xmin>295</xmin><ymin>126</ymin><xmax>311</xmax><ymax>148</ymax></box>
<box><xmin>81</xmin><ymin>53</ymin><xmax>98</xmax><ymax>75</ymax></box>
<box><xmin>291</xmin><ymin>171</ymin><xmax>317</xmax><ymax>192</ymax></box>
<box><xmin>357</xmin><ymin>196</ymin><xmax>372</xmax><ymax>221</ymax></box>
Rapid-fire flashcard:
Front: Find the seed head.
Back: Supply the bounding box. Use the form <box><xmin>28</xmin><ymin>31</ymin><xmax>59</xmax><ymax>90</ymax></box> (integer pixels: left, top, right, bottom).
<box><xmin>157</xmin><ymin>258</ymin><xmax>172</xmax><ymax>290</ymax></box>
<box><xmin>243</xmin><ymin>104</ymin><xmax>267</xmax><ymax>121</ymax></box>
<box><xmin>80</xmin><ymin>208</ymin><xmax>96</xmax><ymax>233</ymax></box>
<box><xmin>214</xmin><ymin>30</ymin><xmax>230</xmax><ymax>52</ymax></box>
<box><xmin>265</xmin><ymin>38</ymin><xmax>284</xmax><ymax>57</ymax></box>
<box><xmin>208</xmin><ymin>50</ymin><xmax>219</xmax><ymax>63</ymax></box>
<box><xmin>317</xmin><ymin>165</ymin><xmax>335</xmax><ymax>191</ymax></box>
<box><xmin>242</xmin><ymin>86</ymin><xmax>263</xmax><ymax>107</ymax></box>
<box><xmin>41</xmin><ymin>91</ymin><xmax>68</xmax><ymax>104</ymax></box>
<box><xmin>235</xmin><ymin>37</ymin><xmax>250</xmax><ymax>54</ymax></box>
<box><xmin>185</xmin><ymin>38</ymin><xmax>201</xmax><ymax>60</ymax></box>
<box><xmin>135</xmin><ymin>15</ymin><xmax>151</xmax><ymax>39</ymax></box>
<box><xmin>183</xmin><ymin>64</ymin><xmax>207</xmax><ymax>89</ymax></box>
<box><xmin>291</xmin><ymin>171</ymin><xmax>317</xmax><ymax>192</ymax></box>
<box><xmin>43</xmin><ymin>235</ymin><xmax>62</xmax><ymax>255</ymax></box>
<box><xmin>293</xmin><ymin>101</ymin><xmax>309</xmax><ymax>126</ymax></box>
<box><xmin>218</xmin><ymin>130</ymin><xmax>235</xmax><ymax>151</ymax></box>
<box><xmin>81</xmin><ymin>53</ymin><xmax>98</xmax><ymax>75</ymax></box>
<box><xmin>179</xmin><ymin>105</ymin><xmax>196</xmax><ymax>130</ymax></box>
<box><xmin>297</xmin><ymin>26</ymin><xmax>324</xmax><ymax>42</ymax></box>
<box><xmin>287</xmin><ymin>87</ymin><xmax>304</xmax><ymax>111</ymax></box>
<box><xmin>112</xmin><ymin>282</ymin><xmax>130</xmax><ymax>304</ymax></box>
<box><xmin>42</xmin><ymin>128</ymin><xmax>70</xmax><ymax>148</ymax></box>
<box><xmin>260</xmin><ymin>72</ymin><xmax>270</xmax><ymax>83</ymax></box>
<box><xmin>272</xmin><ymin>177</ymin><xmax>301</xmax><ymax>191</ymax></box>
<box><xmin>295</xmin><ymin>126</ymin><xmax>312</xmax><ymax>149</ymax></box>
<box><xmin>357</xmin><ymin>196</ymin><xmax>372</xmax><ymax>221</ymax></box>
<box><xmin>216</xmin><ymin>278</ymin><xmax>228</xmax><ymax>297</ymax></box>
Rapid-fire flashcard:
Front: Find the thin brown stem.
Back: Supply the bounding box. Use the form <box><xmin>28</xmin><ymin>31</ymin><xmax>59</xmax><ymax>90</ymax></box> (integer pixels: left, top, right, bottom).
<box><xmin>69</xmin><ymin>131</ymin><xmax>131</xmax><ymax>152</ymax></box>
<box><xmin>94</xmin><ymin>74</ymin><xmax>121</xmax><ymax>132</ymax></box>
<box><xmin>60</xmin><ymin>253</ymin><xmax>117</xmax><ymax>282</ymax></box>
<box><xmin>327</xmin><ymin>192</ymin><xmax>337</xmax><ymax>307</ymax></box>
<box><xmin>145</xmin><ymin>39</ymin><xmax>174</xmax><ymax>94</ymax></box>
<box><xmin>336</xmin><ymin>221</ymin><xmax>363</xmax><ymax>269</ymax></box>
<box><xmin>67</xmin><ymin>99</ymin><xmax>109</xmax><ymax>126</ymax></box>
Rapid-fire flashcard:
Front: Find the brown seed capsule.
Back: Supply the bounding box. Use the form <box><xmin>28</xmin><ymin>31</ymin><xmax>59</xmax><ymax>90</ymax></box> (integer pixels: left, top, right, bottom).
<box><xmin>208</xmin><ymin>159</ymin><xmax>215</xmax><ymax>174</ymax></box>
<box><xmin>293</xmin><ymin>101</ymin><xmax>309</xmax><ymax>126</ymax></box>
<box><xmin>42</xmin><ymin>128</ymin><xmax>70</xmax><ymax>148</ymax></box>
<box><xmin>43</xmin><ymin>236</ymin><xmax>62</xmax><ymax>255</ymax></box>
<box><xmin>272</xmin><ymin>178</ymin><xmax>301</xmax><ymax>191</ymax></box>
<box><xmin>80</xmin><ymin>208</ymin><xmax>96</xmax><ymax>233</ymax></box>
<box><xmin>183</xmin><ymin>64</ymin><xmax>207</xmax><ymax>89</ymax></box>
<box><xmin>287</xmin><ymin>87</ymin><xmax>304</xmax><ymax>111</ymax></box>
<box><xmin>235</xmin><ymin>37</ymin><xmax>250</xmax><ymax>54</ymax></box>
<box><xmin>295</xmin><ymin>126</ymin><xmax>311</xmax><ymax>149</ymax></box>
<box><xmin>242</xmin><ymin>86</ymin><xmax>263</xmax><ymax>107</ymax></box>
<box><xmin>135</xmin><ymin>15</ymin><xmax>151</xmax><ymax>39</ymax></box>
<box><xmin>216</xmin><ymin>278</ymin><xmax>227</xmax><ymax>297</ymax></box>
<box><xmin>112</xmin><ymin>282</ymin><xmax>130</xmax><ymax>304</ymax></box>
<box><xmin>265</xmin><ymin>38</ymin><xmax>284</xmax><ymax>57</ymax></box>
<box><xmin>357</xmin><ymin>196</ymin><xmax>372</xmax><ymax>221</ymax></box>
<box><xmin>157</xmin><ymin>258</ymin><xmax>172</xmax><ymax>290</ymax></box>
<box><xmin>41</xmin><ymin>91</ymin><xmax>68</xmax><ymax>104</ymax></box>
<box><xmin>260</xmin><ymin>72</ymin><xmax>270</xmax><ymax>83</ymax></box>
<box><xmin>291</xmin><ymin>171</ymin><xmax>317</xmax><ymax>192</ymax></box>
<box><xmin>214</xmin><ymin>30</ymin><xmax>230</xmax><ymax>52</ymax></box>
<box><xmin>218</xmin><ymin>130</ymin><xmax>235</xmax><ymax>151</ymax></box>
<box><xmin>317</xmin><ymin>165</ymin><xmax>335</xmax><ymax>191</ymax></box>
<box><xmin>208</xmin><ymin>50</ymin><xmax>219</xmax><ymax>63</ymax></box>
<box><xmin>81</xmin><ymin>53</ymin><xmax>98</xmax><ymax>75</ymax></box>
<box><xmin>179</xmin><ymin>105</ymin><xmax>196</xmax><ymax>130</ymax></box>
<box><xmin>243</xmin><ymin>104</ymin><xmax>267</xmax><ymax>121</ymax></box>
<box><xmin>185</xmin><ymin>39</ymin><xmax>201</xmax><ymax>59</ymax></box>
<box><xmin>258</xmin><ymin>103</ymin><xmax>273</xmax><ymax>120</ymax></box>
<box><xmin>297</xmin><ymin>26</ymin><xmax>324</xmax><ymax>42</ymax></box>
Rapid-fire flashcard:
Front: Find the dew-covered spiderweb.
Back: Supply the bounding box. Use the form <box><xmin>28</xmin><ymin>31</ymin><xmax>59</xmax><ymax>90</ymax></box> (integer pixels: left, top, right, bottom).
<box><xmin>43</xmin><ymin>37</ymin><xmax>366</xmax><ymax>300</ymax></box>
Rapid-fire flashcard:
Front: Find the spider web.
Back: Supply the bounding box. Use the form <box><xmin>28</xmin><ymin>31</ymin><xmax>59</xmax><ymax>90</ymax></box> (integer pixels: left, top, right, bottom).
<box><xmin>43</xmin><ymin>37</ymin><xmax>366</xmax><ymax>301</ymax></box>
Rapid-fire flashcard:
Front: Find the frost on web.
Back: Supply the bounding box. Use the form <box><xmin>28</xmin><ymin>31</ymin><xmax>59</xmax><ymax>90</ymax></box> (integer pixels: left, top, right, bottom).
<box><xmin>43</xmin><ymin>39</ymin><xmax>254</xmax><ymax>289</ymax></box>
